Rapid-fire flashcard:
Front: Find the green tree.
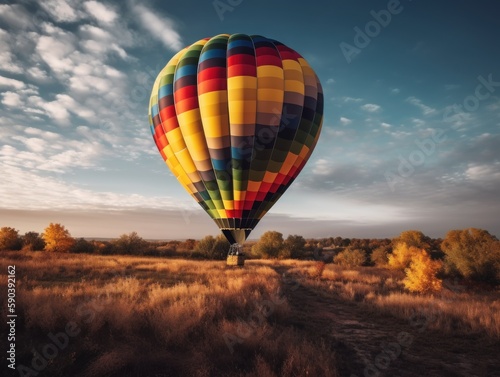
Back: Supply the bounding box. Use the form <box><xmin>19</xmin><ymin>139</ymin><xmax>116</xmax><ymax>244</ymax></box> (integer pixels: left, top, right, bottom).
<box><xmin>282</xmin><ymin>234</ymin><xmax>306</xmax><ymax>258</ymax></box>
<box><xmin>22</xmin><ymin>231</ymin><xmax>45</xmax><ymax>251</ymax></box>
<box><xmin>195</xmin><ymin>235</ymin><xmax>229</xmax><ymax>259</ymax></box>
<box><xmin>252</xmin><ymin>231</ymin><xmax>284</xmax><ymax>258</ymax></box>
<box><xmin>0</xmin><ymin>227</ymin><xmax>22</xmax><ymax>250</ymax></box>
<box><xmin>333</xmin><ymin>248</ymin><xmax>366</xmax><ymax>268</ymax></box>
<box><xmin>441</xmin><ymin>228</ymin><xmax>500</xmax><ymax>283</ymax></box>
<box><xmin>112</xmin><ymin>232</ymin><xmax>149</xmax><ymax>255</ymax></box>
<box><xmin>42</xmin><ymin>223</ymin><xmax>75</xmax><ymax>253</ymax></box>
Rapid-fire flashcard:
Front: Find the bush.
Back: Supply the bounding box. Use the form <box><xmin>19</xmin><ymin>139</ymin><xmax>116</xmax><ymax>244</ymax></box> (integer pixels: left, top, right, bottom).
<box><xmin>42</xmin><ymin>223</ymin><xmax>75</xmax><ymax>253</ymax></box>
<box><xmin>404</xmin><ymin>250</ymin><xmax>443</xmax><ymax>294</ymax></box>
<box><xmin>392</xmin><ymin>230</ymin><xmax>431</xmax><ymax>250</ymax></box>
<box><xmin>333</xmin><ymin>248</ymin><xmax>366</xmax><ymax>268</ymax></box>
<box><xmin>371</xmin><ymin>246</ymin><xmax>389</xmax><ymax>266</ymax></box>
<box><xmin>22</xmin><ymin>231</ymin><xmax>45</xmax><ymax>251</ymax></box>
<box><xmin>388</xmin><ymin>244</ymin><xmax>422</xmax><ymax>270</ymax></box>
<box><xmin>112</xmin><ymin>232</ymin><xmax>149</xmax><ymax>255</ymax></box>
<box><xmin>252</xmin><ymin>231</ymin><xmax>284</xmax><ymax>259</ymax></box>
<box><xmin>71</xmin><ymin>238</ymin><xmax>95</xmax><ymax>254</ymax></box>
<box><xmin>283</xmin><ymin>235</ymin><xmax>306</xmax><ymax>259</ymax></box>
<box><xmin>0</xmin><ymin>227</ymin><xmax>22</xmax><ymax>250</ymax></box>
<box><xmin>195</xmin><ymin>235</ymin><xmax>229</xmax><ymax>260</ymax></box>
<box><xmin>441</xmin><ymin>228</ymin><xmax>500</xmax><ymax>284</ymax></box>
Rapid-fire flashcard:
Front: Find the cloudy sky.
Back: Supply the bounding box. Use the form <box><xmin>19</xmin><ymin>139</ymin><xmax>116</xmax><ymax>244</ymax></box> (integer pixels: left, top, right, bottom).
<box><xmin>1</xmin><ymin>0</ymin><xmax>499</xmax><ymax>240</ymax></box>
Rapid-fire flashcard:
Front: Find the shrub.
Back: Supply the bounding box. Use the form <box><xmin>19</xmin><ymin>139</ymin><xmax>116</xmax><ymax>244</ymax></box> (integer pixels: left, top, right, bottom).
<box><xmin>22</xmin><ymin>231</ymin><xmax>45</xmax><ymax>251</ymax></box>
<box><xmin>0</xmin><ymin>227</ymin><xmax>22</xmax><ymax>250</ymax></box>
<box><xmin>112</xmin><ymin>232</ymin><xmax>149</xmax><ymax>255</ymax></box>
<box><xmin>333</xmin><ymin>248</ymin><xmax>366</xmax><ymax>268</ymax></box>
<box><xmin>195</xmin><ymin>235</ymin><xmax>229</xmax><ymax>259</ymax></box>
<box><xmin>371</xmin><ymin>246</ymin><xmax>389</xmax><ymax>266</ymax></box>
<box><xmin>71</xmin><ymin>238</ymin><xmax>96</xmax><ymax>254</ymax></box>
<box><xmin>252</xmin><ymin>231</ymin><xmax>284</xmax><ymax>258</ymax></box>
<box><xmin>441</xmin><ymin>228</ymin><xmax>500</xmax><ymax>284</ymax></box>
<box><xmin>404</xmin><ymin>250</ymin><xmax>443</xmax><ymax>294</ymax></box>
<box><xmin>283</xmin><ymin>235</ymin><xmax>306</xmax><ymax>259</ymax></box>
<box><xmin>388</xmin><ymin>244</ymin><xmax>422</xmax><ymax>270</ymax></box>
<box><xmin>392</xmin><ymin>230</ymin><xmax>431</xmax><ymax>250</ymax></box>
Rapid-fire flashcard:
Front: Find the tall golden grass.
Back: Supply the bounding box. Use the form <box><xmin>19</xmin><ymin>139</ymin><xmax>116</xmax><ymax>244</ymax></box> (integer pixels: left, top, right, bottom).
<box><xmin>0</xmin><ymin>251</ymin><xmax>340</xmax><ymax>377</ymax></box>
<box><xmin>289</xmin><ymin>261</ymin><xmax>500</xmax><ymax>338</ymax></box>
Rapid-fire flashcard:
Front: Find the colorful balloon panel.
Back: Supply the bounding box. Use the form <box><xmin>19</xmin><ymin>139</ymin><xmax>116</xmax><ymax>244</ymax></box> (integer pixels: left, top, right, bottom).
<box><xmin>148</xmin><ymin>34</ymin><xmax>324</xmax><ymax>244</ymax></box>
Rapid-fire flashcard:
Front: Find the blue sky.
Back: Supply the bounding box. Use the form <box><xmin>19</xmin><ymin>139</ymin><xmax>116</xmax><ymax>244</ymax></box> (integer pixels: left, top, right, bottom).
<box><xmin>1</xmin><ymin>0</ymin><xmax>499</xmax><ymax>240</ymax></box>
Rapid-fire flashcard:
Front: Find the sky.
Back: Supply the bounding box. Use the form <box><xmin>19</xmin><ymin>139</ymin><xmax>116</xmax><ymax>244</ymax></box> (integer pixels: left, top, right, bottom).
<box><xmin>0</xmin><ymin>0</ymin><xmax>499</xmax><ymax>240</ymax></box>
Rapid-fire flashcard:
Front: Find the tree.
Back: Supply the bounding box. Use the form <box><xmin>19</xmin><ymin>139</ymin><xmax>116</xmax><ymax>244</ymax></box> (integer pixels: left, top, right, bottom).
<box><xmin>333</xmin><ymin>248</ymin><xmax>366</xmax><ymax>268</ymax></box>
<box><xmin>371</xmin><ymin>246</ymin><xmax>389</xmax><ymax>266</ymax></box>
<box><xmin>392</xmin><ymin>230</ymin><xmax>431</xmax><ymax>250</ymax></box>
<box><xmin>252</xmin><ymin>231</ymin><xmax>284</xmax><ymax>258</ymax></box>
<box><xmin>388</xmin><ymin>243</ymin><xmax>423</xmax><ymax>270</ymax></box>
<box><xmin>0</xmin><ymin>227</ymin><xmax>22</xmax><ymax>250</ymax></box>
<box><xmin>112</xmin><ymin>232</ymin><xmax>149</xmax><ymax>255</ymax></box>
<box><xmin>195</xmin><ymin>235</ymin><xmax>229</xmax><ymax>259</ymax></box>
<box><xmin>441</xmin><ymin>228</ymin><xmax>500</xmax><ymax>283</ymax></box>
<box><xmin>282</xmin><ymin>235</ymin><xmax>306</xmax><ymax>258</ymax></box>
<box><xmin>71</xmin><ymin>238</ymin><xmax>95</xmax><ymax>254</ymax></box>
<box><xmin>22</xmin><ymin>231</ymin><xmax>45</xmax><ymax>251</ymax></box>
<box><xmin>404</xmin><ymin>250</ymin><xmax>443</xmax><ymax>294</ymax></box>
<box><xmin>42</xmin><ymin>223</ymin><xmax>75</xmax><ymax>252</ymax></box>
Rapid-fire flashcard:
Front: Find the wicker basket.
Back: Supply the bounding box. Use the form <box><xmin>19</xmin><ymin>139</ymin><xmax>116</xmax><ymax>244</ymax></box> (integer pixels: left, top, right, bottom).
<box><xmin>226</xmin><ymin>255</ymin><xmax>245</xmax><ymax>266</ymax></box>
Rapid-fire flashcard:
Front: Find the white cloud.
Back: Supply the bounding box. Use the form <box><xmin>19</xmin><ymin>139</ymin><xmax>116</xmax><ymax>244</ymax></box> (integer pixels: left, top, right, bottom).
<box><xmin>326</xmin><ymin>78</ymin><xmax>335</xmax><ymax>85</ymax></box>
<box><xmin>391</xmin><ymin>88</ymin><xmax>400</xmax><ymax>94</ymax></box>
<box><xmin>0</xmin><ymin>164</ymin><xmax>179</xmax><ymax>211</ymax></box>
<box><xmin>27</xmin><ymin>66</ymin><xmax>50</xmax><ymax>81</ymax></box>
<box><xmin>39</xmin><ymin>0</ymin><xmax>83</xmax><ymax>23</ymax></box>
<box><xmin>134</xmin><ymin>4</ymin><xmax>182</xmax><ymax>51</ymax></box>
<box><xmin>342</xmin><ymin>96</ymin><xmax>363</xmax><ymax>103</ymax></box>
<box><xmin>312</xmin><ymin>159</ymin><xmax>333</xmax><ymax>175</ymax></box>
<box><xmin>0</xmin><ymin>30</ymin><xmax>23</xmax><ymax>74</ymax></box>
<box><xmin>0</xmin><ymin>76</ymin><xmax>25</xmax><ymax>89</ymax></box>
<box><xmin>0</xmin><ymin>4</ymin><xmax>33</xmax><ymax>29</ymax></box>
<box><xmin>406</xmin><ymin>96</ymin><xmax>436</xmax><ymax>115</ymax></box>
<box><xmin>83</xmin><ymin>1</ymin><xmax>118</xmax><ymax>24</ymax></box>
<box><xmin>465</xmin><ymin>163</ymin><xmax>500</xmax><ymax>183</ymax></box>
<box><xmin>411</xmin><ymin>118</ymin><xmax>426</xmax><ymax>127</ymax></box>
<box><xmin>340</xmin><ymin>117</ymin><xmax>352</xmax><ymax>126</ymax></box>
<box><xmin>381</xmin><ymin>122</ymin><xmax>392</xmax><ymax>128</ymax></box>
<box><xmin>361</xmin><ymin>103</ymin><xmax>381</xmax><ymax>112</ymax></box>
<box><xmin>1</xmin><ymin>92</ymin><xmax>22</xmax><ymax>107</ymax></box>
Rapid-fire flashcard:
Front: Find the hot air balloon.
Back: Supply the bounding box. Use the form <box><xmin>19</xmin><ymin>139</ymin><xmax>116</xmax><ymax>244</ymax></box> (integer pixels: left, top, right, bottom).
<box><xmin>148</xmin><ymin>33</ymin><xmax>324</xmax><ymax>259</ymax></box>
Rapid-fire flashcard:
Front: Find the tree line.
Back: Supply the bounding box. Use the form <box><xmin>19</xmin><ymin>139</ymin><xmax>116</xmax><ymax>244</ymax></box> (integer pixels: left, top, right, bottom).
<box><xmin>1</xmin><ymin>224</ymin><xmax>499</xmax><ymax>287</ymax></box>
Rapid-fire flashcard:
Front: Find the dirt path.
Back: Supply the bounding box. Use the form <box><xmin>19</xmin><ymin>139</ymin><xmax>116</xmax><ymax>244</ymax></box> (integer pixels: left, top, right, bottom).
<box><xmin>272</xmin><ymin>265</ymin><xmax>500</xmax><ymax>377</ymax></box>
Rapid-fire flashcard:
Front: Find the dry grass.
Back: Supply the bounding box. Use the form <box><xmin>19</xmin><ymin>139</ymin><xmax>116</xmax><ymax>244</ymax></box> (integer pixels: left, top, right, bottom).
<box><xmin>289</xmin><ymin>261</ymin><xmax>500</xmax><ymax>338</ymax></box>
<box><xmin>0</xmin><ymin>251</ymin><xmax>339</xmax><ymax>377</ymax></box>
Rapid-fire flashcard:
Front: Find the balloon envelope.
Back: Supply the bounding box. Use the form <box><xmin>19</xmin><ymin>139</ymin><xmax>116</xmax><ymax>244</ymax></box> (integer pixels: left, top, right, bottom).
<box><xmin>148</xmin><ymin>34</ymin><xmax>324</xmax><ymax>244</ymax></box>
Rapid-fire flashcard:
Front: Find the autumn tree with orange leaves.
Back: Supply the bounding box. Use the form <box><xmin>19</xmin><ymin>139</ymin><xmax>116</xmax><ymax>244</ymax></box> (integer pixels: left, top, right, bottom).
<box><xmin>42</xmin><ymin>223</ymin><xmax>75</xmax><ymax>252</ymax></box>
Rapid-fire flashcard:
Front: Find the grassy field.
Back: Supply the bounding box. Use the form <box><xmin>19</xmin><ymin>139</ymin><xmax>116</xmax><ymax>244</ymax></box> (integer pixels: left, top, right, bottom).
<box><xmin>1</xmin><ymin>251</ymin><xmax>499</xmax><ymax>377</ymax></box>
